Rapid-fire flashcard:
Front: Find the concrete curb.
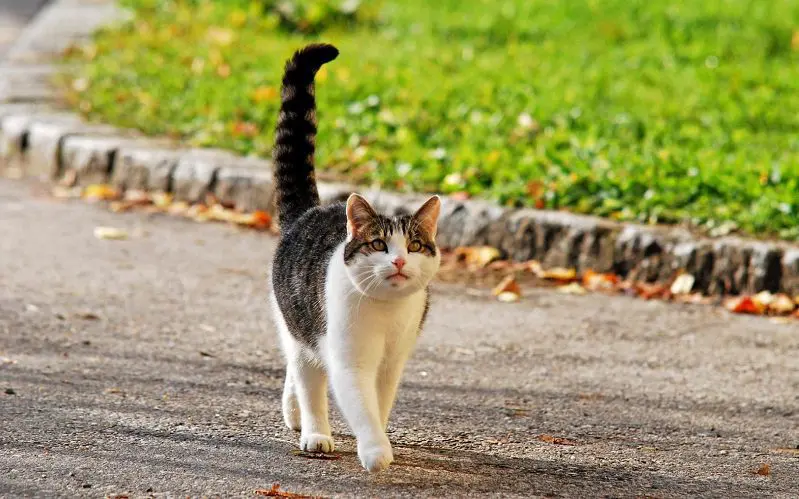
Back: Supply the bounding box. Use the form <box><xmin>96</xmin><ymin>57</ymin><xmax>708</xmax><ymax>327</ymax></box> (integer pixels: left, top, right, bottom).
<box><xmin>1</xmin><ymin>0</ymin><xmax>798</xmax><ymax>296</ymax></box>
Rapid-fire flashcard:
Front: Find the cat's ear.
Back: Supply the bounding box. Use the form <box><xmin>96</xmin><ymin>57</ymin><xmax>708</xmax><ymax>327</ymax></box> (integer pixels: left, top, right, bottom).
<box><xmin>413</xmin><ymin>195</ymin><xmax>441</xmax><ymax>238</ymax></box>
<box><xmin>346</xmin><ymin>193</ymin><xmax>377</xmax><ymax>237</ymax></box>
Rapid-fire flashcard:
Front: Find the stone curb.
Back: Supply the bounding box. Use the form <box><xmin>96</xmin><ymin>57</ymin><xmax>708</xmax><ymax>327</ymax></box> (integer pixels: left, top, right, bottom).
<box><xmin>1</xmin><ymin>0</ymin><xmax>798</xmax><ymax>296</ymax></box>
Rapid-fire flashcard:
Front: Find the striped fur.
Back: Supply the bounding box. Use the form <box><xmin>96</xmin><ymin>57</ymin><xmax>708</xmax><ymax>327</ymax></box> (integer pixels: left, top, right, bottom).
<box><xmin>273</xmin><ymin>43</ymin><xmax>339</xmax><ymax>229</ymax></box>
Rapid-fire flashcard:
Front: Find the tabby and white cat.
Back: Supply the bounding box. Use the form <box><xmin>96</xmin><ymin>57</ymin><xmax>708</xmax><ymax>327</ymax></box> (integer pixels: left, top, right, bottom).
<box><xmin>268</xmin><ymin>43</ymin><xmax>441</xmax><ymax>472</ymax></box>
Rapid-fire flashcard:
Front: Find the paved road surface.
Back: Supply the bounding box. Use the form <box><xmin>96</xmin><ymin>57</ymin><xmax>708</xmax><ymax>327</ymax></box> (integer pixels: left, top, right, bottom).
<box><xmin>1</xmin><ymin>178</ymin><xmax>797</xmax><ymax>498</ymax></box>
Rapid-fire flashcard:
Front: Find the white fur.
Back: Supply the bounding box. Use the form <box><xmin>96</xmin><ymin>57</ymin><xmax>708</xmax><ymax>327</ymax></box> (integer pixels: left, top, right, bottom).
<box><xmin>270</xmin><ymin>228</ymin><xmax>440</xmax><ymax>473</ymax></box>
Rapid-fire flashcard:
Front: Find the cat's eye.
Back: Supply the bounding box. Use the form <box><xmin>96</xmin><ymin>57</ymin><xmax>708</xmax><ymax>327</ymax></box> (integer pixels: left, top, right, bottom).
<box><xmin>370</xmin><ymin>239</ymin><xmax>387</xmax><ymax>252</ymax></box>
<box><xmin>408</xmin><ymin>240</ymin><xmax>423</xmax><ymax>253</ymax></box>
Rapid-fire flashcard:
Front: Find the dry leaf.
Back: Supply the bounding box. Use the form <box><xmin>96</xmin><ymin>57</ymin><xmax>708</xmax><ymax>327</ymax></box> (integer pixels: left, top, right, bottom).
<box><xmin>93</xmin><ymin>226</ymin><xmax>128</xmax><ymax>240</ymax></box>
<box><xmin>635</xmin><ymin>282</ymin><xmax>668</xmax><ymax>300</ymax></box>
<box><xmin>255</xmin><ymin>483</ymin><xmax>323</xmax><ymax>498</ymax></box>
<box><xmin>754</xmin><ymin>463</ymin><xmax>770</xmax><ymax>476</ymax></box>
<box><xmin>537</xmin><ymin>434</ymin><xmax>579</xmax><ymax>446</ymax></box>
<box><xmin>492</xmin><ymin>275</ymin><xmax>521</xmax><ymax>296</ymax></box>
<box><xmin>82</xmin><ymin>184</ymin><xmax>121</xmax><ymax>201</ymax></box>
<box><xmin>75</xmin><ymin>311</ymin><xmax>100</xmax><ymax>320</ymax></box>
<box><xmin>768</xmin><ymin>294</ymin><xmax>796</xmax><ymax>315</ymax></box>
<box><xmin>725</xmin><ymin>296</ymin><xmax>766</xmax><ymax>315</ymax></box>
<box><xmin>235</xmin><ymin>210</ymin><xmax>272</xmax><ymax>230</ymax></box>
<box><xmin>670</xmin><ymin>273</ymin><xmax>695</xmax><ymax>295</ymax></box>
<box><xmin>152</xmin><ymin>192</ymin><xmax>174</xmax><ymax>209</ymax></box>
<box><xmin>753</xmin><ymin>291</ymin><xmax>774</xmax><ymax>307</ymax></box>
<box><xmin>496</xmin><ymin>291</ymin><xmax>520</xmax><ymax>303</ymax></box>
<box><xmin>582</xmin><ymin>270</ymin><xmax>619</xmax><ymax>291</ymax></box>
<box><xmin>557</xmin><ymin>282</ymin><xmax>587</xmax><ymax>295</ymax></box>
<box><xmin>538</xmin><ymin>267</ymin><xmax>577</xmax><ymax>283</ymax></box>
<box><xmin>454</xmin><ymin>246</ymin><xmax>502</xmax><ymax>267</ymax></box>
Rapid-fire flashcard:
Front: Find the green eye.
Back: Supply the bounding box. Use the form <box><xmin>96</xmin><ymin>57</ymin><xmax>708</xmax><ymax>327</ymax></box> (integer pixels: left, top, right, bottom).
<box><xmin>408</xmin><ymin>240</ymin><xmax>423</xmax><ymax>252</ymax></box>
<box><xmin>370</xmin><ymin>239</ymin><xmax>387</xmax><ymax>252</ymax></box>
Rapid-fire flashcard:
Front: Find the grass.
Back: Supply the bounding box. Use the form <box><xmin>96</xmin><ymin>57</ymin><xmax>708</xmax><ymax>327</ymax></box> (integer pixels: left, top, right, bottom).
<box><xmin>60</xmin><ymin>0</ymin><xmax>799</xmax><ymax>240</ymax></box>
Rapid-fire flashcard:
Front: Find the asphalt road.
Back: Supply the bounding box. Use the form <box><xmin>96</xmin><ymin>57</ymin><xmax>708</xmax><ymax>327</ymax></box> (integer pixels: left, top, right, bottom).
<box><xmin>1</xmin><ymin>178</ymin><xmax>797</xmax><ymax>498</ymax></box>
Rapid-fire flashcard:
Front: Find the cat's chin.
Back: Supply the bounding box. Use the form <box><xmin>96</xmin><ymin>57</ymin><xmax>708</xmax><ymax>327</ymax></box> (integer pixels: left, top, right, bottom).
<box><xmin>350</xmin><ymin>276</ymin><xmax>427</xmax><ymax>301</ymax></box>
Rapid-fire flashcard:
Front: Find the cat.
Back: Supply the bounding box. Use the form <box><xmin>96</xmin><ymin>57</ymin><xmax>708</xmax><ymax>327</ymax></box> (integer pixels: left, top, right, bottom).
<box><xmin>268</xmin><ymin>43</ymin><xmax>442</xmax><ymax>473</ymax></box>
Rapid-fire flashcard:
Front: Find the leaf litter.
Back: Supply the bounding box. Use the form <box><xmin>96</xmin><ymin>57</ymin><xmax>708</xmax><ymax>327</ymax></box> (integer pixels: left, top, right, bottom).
<box><xmin>254</xmin><ymin>483</ymin><xmax>325</xmax><ymax>498</ymax></box>
<box><xmin>54</xmin><ymin>184</ymin><xmax>272</xmax><ymax>232</ymax></box>
<box><xmin>439</xmin><ymin>245</ymin><xmax>798</xmax><ymax>320</ymax></box>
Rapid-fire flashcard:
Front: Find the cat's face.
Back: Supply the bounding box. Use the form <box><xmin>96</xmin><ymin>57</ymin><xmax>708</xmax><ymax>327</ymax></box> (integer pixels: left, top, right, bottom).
<box><xmin>343</xmin><ymin>194</ymin><xmax>441</xmax><ymax>300</ymax></box>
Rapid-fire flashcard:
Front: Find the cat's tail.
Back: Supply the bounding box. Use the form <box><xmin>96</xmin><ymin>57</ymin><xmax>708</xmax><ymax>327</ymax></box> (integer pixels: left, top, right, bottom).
<box><xmin>273</xmin><ymin>43</ymin><xmax>339</xmax><ymax>230</ymax></box>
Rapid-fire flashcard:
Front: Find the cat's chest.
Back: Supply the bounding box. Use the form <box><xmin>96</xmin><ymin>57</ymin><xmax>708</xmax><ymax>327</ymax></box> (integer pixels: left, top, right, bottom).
<box><xmin>348</xmin><ymin>293</ymin><xmax>426</xmax><ymax>334</ymax></box>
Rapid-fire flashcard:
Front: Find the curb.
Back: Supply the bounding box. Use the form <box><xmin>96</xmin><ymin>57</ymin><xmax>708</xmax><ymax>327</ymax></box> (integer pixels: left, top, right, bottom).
<box><xmin>1</xmin><ymin>1</ymin><xmax>798</xmax><ymax>297</ymax></box>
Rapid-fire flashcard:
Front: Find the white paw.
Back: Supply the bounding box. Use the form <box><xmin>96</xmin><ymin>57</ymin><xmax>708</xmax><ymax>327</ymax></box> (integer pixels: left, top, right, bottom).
<box><xmin>282</xmin><ymin>397</ymin><xmax>301</xmax><ymax>431</ymax></box>
<box><xmin>300</xmin><ymin>433</ymin><xmax>335</xmax><ymax>453</ymax></box>
<box><xmin>358</xmin><ymin>440</ymin><xmax>394</xmax><ymax>472</ymax></box>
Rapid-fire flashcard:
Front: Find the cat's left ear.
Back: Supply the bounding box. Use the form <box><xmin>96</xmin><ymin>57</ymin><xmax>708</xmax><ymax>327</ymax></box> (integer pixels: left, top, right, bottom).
<box><xmin>413</xmin><ymin>195</ymin><xmax>441</xmax><ymax>238</ymax></box>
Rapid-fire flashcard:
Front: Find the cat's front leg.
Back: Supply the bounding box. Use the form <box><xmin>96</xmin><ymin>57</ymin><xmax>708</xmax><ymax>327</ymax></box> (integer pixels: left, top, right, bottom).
<box><xmin>328</xmin><ymin>362</ymin><xmax>393</xmax><ymax>472</ymax></box>
<box><xmin>377</xmin><ymin>353</ymin><xmax>410</xmax><ymax>431</ymax></box>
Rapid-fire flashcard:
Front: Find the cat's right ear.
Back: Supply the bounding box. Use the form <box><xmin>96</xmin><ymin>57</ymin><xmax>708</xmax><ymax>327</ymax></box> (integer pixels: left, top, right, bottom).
<box><xmin>346</xmin><ymin>193</ymin><xmax>377</xmax><ymax>238</ymax></box>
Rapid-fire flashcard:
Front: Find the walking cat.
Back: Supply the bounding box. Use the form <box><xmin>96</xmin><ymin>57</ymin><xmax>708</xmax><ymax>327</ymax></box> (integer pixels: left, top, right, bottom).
<box><xmin>268</xmin><ymin>43</ymin><xmax>441</xmax><ymax>472</ymax></box>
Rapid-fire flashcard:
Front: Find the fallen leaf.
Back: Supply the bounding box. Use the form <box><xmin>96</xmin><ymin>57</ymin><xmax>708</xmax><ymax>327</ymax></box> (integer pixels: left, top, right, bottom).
<box><xmin>670</xmin><ymin>273</ymin><xmax>695</xmax><ymax>295</ymax></box>
<box><xmin>450</xmin><ymin>191</ymin><xmax>470</xmax><ymax>201</ymax></box>
<box><xmin>82</xmin><ymin>184</ymin><xmax>121</xmax><ymax>201</ymax></box>
<box><xmin>725</xmin><ymin>296</ymin><xmax>765</xmax><ymax>315</ymax></box>
<box><xmin>255</xmin><ymin>482</ymin><xmax>324</xmax><ymax>498</ymax></box>
<box><xmin>151</xmin><ymin>192</ymin><xmax>174</xmax><ymax>209</ymax></box>
<box><xmin>93</xmin><ymin>226</ymin><xmax>128</xmax><ymax>240</ymax></box>
<box><xmin>582</xmin><ymin>270</ymin><xmax>619</xmax><ymax>292</ymax></box>
<box><xmin>753</xmin><ymin>291</ymin><xmax>775</xmax><ymax>308</ymax></box>
<box><xmin>635</xmin><ymin>282</ymin><xmax>668</xmax><ymax>300</ymax></box>
<box><xmin>104</xmin><ymin>387</ymin><xmax>125</xmax><ymax>395</ymax></box>
<box><xmin>754</xmin><ymin>463</ymin><xmax>770</xmax><ymax>476</ymax></box>
<box><xmin>537</xmin><ymin>434</ymin><xmax>579</xmax><ymax>446</ymax></box>
<box><xmin>75</xmin><ymin>311</ymin><xmax>100</xmax><ymax>320</ymax></box>
<box><xmin>199</xmin><ymin>351</ymin><xmax>215</xmax><ymax>358</ymax></box>
<box><xmin>187</xmin><ymin>204</ymin><xmax>210</xmax><ymax>222</ymax></box>
<box><xmin>557</xmin><ymin>282</ymin><xmax>587</xmax><ymax>295</ymax></box>
<box><xmin>234</xmin><ymin>210</ymin><xmax>272</xmax><ymax>230</ymax></box>
<box><xmin>492</xmin><ymin>275</ymin><xmax>521</xmax><ymax>296</ymax></box>
<box><xmin>768</xmin><ymin>294</ymin><xmax>796</xmax><ymax>315</ymax></box>
<box><xmin>496</xmin><ymin>291</ymin><xmax>520</xmax><ymax>303</ymax></box>
<box><xmin>538</xmin><ymin>267</ymin><xmax>577</xmax><ymax>283</ymax></box>
<box><xmin>454</xmin><ymin>246</ymin><xmax>502</xmax><ymax>267</ymax></box>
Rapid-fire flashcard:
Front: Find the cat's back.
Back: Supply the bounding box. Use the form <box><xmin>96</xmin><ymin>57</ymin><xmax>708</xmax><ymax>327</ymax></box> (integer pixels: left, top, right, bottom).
<box><xmin>271</xmin><ymin>202</ymin><xmax>347</xmax><ymax>345</ymax></box>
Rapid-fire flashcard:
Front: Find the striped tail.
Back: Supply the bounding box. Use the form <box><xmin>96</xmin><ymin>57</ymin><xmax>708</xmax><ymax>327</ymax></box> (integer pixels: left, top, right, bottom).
<box><xmin>273</xmin><ymin>43</ymin><xmax>339</xmax><ymax>230</ymax></box>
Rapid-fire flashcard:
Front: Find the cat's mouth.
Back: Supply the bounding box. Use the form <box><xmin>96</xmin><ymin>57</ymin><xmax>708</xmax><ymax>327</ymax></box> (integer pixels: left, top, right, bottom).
<box><xmin>386</xmin><ymin>272</ymin><xmax>409</xmax><ymax>282</ymax></box>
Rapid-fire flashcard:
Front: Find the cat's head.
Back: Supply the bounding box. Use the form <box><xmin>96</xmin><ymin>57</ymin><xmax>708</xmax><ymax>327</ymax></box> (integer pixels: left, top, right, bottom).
<box><xmin>343</xmin><ymin>193</ymin><xmax>441</xmax><ymax>300</ymax></box>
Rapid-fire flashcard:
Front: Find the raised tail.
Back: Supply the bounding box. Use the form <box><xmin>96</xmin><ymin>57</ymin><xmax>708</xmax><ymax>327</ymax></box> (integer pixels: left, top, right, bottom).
<box><xmin>273</xmin><ymin>43</ymin><xmax>339</xmax><ymax>230</ymax></box>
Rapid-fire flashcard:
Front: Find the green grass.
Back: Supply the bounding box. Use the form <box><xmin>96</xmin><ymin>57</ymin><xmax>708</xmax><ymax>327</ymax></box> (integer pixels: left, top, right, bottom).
<box><xmin>61</xmin><ymin>0</ymin><xmax>799</xmax><ymax>239</ymax></box>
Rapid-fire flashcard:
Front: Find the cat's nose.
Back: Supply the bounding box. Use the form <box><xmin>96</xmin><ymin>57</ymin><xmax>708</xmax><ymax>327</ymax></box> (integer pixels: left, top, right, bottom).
<box><xmin>392</xmin><ymin>257</ymin><xmax>406</xmax><ymax>270</ymax></box>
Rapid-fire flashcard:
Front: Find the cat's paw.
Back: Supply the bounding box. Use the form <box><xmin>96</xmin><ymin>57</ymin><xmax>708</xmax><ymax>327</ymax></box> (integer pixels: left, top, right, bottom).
<box><xmin>300</xmin><ymin>433</ymin><xmax>335</xmax><ymax>453</ymax></box>
<box><xmin>357</xmin><ymin>439</ymin><xmax>394</xmax><ymax>472</ymax></box>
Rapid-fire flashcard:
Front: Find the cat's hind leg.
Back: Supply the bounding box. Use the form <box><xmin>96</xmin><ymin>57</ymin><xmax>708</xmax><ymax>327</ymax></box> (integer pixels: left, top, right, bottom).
<box><xmin>284</xmin><ymin>338</ymin><xmax>334</xmax><ymax>453</ymax></box>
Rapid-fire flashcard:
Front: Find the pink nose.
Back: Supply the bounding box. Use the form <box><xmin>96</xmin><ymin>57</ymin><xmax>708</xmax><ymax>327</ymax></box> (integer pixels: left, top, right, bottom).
<box><xmin>392</xmin><ymin>257</ymin><xmax>406</xmax><ymax>270</ymax></box>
